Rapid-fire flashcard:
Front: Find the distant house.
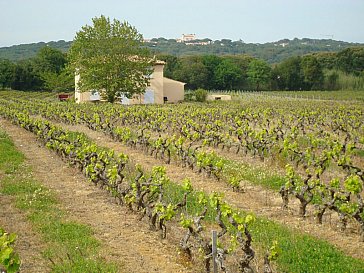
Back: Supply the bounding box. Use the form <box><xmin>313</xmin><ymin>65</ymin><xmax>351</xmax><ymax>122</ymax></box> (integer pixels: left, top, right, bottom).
<box><xmin>75</xmin><ymin>61</ymin><xmax>185</xmax><ymax>104</ymax></box>
<box><xmin>206</xmin><ymin>94</ymin><xmax>232</xmax><ymax>101</ymax></box>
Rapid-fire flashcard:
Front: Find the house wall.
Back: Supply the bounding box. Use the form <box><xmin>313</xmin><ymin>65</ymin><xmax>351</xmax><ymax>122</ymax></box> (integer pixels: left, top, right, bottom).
<box><xmin>128</xmin><ymin>94</ymin><xmax>144</xmax><ymax>105</ymax></box>
<box><xmin>74</xmin><ymin>74</ymin><xmax>82</xmax><ymax>103</ymax></box>
<box><xmin>163</xmin><ymin>78</ymin><xmax>185</xmax><ymax>103</ymax></box>
<box><xmin>76</xmin><ymin>91</ymin><xmax>89</xmax><ymax>103</ymax></box>
<box><xmin>149</xmin><ymin>63</ymin><xmax>164</xmax><ymax>104</ymax></box>
<box><xmin>75</xmin><ymin>74</ymin><xmax>95</xmax><ymax>103</ymax></box>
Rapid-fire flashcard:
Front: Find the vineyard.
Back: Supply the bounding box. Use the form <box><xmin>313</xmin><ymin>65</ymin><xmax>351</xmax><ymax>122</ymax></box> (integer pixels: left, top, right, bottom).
<box><xmin>0</xmin><ymin>90</ymin><xmax>364</xmax><ymax>272</ymax></box>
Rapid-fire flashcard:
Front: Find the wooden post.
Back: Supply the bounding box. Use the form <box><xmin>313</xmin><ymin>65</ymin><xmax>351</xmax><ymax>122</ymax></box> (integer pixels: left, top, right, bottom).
<box><xmin>212</xmin><ymin>230</ymin><xmax>218</xmax><ymax>273</ymax></box>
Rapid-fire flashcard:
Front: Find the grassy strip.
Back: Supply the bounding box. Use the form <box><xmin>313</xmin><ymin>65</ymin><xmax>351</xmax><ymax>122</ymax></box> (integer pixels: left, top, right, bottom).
<box><xmin>0</xmin><ymin>129</ymin><xmax>118</xmax><ymax>273</ymax></box>
<box><xmin>354</xmin><ymin>148</ymin><xmax>364</xmax><ymax>158</ymax></box>
<box><xmin>222</xmin><ymin>157</ymin><xmax>285</xmax><ymax>191</ymax></box>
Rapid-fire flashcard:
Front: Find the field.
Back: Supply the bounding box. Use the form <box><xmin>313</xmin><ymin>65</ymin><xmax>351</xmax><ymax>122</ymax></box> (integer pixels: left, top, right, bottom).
<box><xmin>0</xmin><ymin>90</ymin><xmax>364</xmax><ymax>272</ymax></box>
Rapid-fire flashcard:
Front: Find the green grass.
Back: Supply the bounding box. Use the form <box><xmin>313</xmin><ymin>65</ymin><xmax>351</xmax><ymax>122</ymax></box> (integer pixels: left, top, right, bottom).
<box><xmin>0</xmin><ymin>129</ymin><xmax>118</xmax><ymax>272</ymax></box>
<box><xmin>0</xmin><ymin>130</ymin><xmax>24</xmax><ymax>173</ymax></box>
<box><xmin>353</xmin><ymin>148</ymin><xmax>364</xmax><ymax>158</ymax></box>
<box><xmin>222</xmin><ymin>158</ymin><xmax>285</xmax><ymax>191</ymax></box>
<box><xmin>251</xmin><ymin>218</ymin><xmax>364</xmax><ymax>273</ymax></box>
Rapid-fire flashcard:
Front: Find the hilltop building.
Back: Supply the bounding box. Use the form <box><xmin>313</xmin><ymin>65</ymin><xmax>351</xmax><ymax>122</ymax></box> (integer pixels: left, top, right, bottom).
<box><xmin>176</xmin><ymin>34</ymin><xmax>212</xmax><ymax>45</ymax></box>
<box><xmin>177</xmin><ymin>34</ymin><xmax>196</xmax><ymax>42</ymax></box>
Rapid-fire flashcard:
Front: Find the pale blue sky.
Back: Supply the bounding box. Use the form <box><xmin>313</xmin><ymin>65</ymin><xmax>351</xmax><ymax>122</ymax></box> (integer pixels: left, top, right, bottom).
<box><xmin>0</xmin><ymin>0</ymin><xmax>363</xmax><ymax>47</ymax></box>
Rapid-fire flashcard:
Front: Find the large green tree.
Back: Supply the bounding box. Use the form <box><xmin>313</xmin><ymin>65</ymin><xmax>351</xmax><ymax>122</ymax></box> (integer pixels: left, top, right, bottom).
<box><xmin>33</xmin><ymin>46</ymin><xmax>67</xmax><ymax>74</ymax></box>
<box><xmin>11</xmin><ymin>60</ymin><xmax>43</xmax><ymax>91</ymax></box>
<box><xmin>215</xmin><ymin>59</ymin><xmax>242</xmax><ymax>90</ymax></box>
<box><xmin>201</xmin><ymin>55</ymin><xmax>221</xmax><ymax>89</ymax></box>
<box><xmin>173</xmin><ymin>56</ymin><xmax>209</xmax><ymax>89</ymax></box>
<box><xmin>337</xmin><ymin>47</ymin><xmax>364</xmax><ymax>75</ymax></box>
<box><xmin>33</xmin><ymin>47</ymin><xmax>73</xmax><ymax>91</ymax></box>
<box><xmin>0</xmin><ymin>59</ymin><xmax>15</xmax><ymax>89</ymax></box>
<box><xmin>156</xmin><ymin>54</ymin><xmax>179</xmax><ymax>79</ymax></box>
<box><xmin>68</xmin><ymin>15</ymin><xmax>152</xmax><ymax>102</ymax></box>
<box><xmin>247</xmin><ymin>59</ymin><xmax>271</xmax><ymax>90</ymax></box>
<box><xmin>301</xmin><ymin>55</ymin><xmax>324</xmax><ymax>90</ymax></box>
<box><xmin>274</xmin><ymin>56</ymin><xmax>304</xmax><ymax>90</ymax></box>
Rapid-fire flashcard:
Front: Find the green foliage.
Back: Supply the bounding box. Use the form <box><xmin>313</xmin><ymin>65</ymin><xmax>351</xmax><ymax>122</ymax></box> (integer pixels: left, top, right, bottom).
<box><xmin>247</xmin><ymin>58</ymin><xmax>271</xmax><ymax>90</ymax></box>
<box><xmin>1</xmin><ymin>38</ymin><xmax>362</xmax><ymax>92</ymax></box>
<box><xmin>194</xmin><ymin>88</ymin><xmax>208</xmax><ymax>102</ymax></box>
<box><xmin>0</xmin><ymin>228</ymin><xmax>21</xmax><ymax>273</ymax></box>
<box><xmin>40</xmin><ymin>70</ymin><xmax>74</xmax><ymax>92</ymax></box>
<box><xmin>182</xmin><ymin>178</ymin><xmax>193</xmax><ymax>193</ymax></box>
<box><xmin>0</xmin><ymin>38</ymin><xmax>361</xmax><ymax>64</ymax></box>
<box><xmin>0</xmin><ymin>59</ymin><xmax>15</xmax><ymax>89</ymax></box>
<box><xmin>32</xmin><ymin>47</ymin><xmax>73</xmax><ymax>91</ymax></box>
<box><xmin>268</xmin><ymin>240</ymin><xmax>281</xmax><ymax>261</ymax></box>
<box><xmin>215</xmin><ymin>58</ymin><xmax>243</xmax><ymax>90</ymax></box>
<box><xmin>11</xmin><ymin>60</ymin><xmax>43</xmax><ymax>91</ymax></box>
<box><xmin>324</xmin><ymin>70</ymin><xmax>339</xmax><ymax>90</ymax></box>
<box><xmin>156</xmin><ymin>54</ymin><xmax>179</xmax><ymax>78</ymax></box>
<box><xmin>68</xmin><ymin>15</ymin><xmax>152</xmax><ymax>102</ymax></box>
<box><xmin>337</xmin><ymin>47</ymin><xmax>364</xmax><ymax>75</ymax></box>
<box><xmin>173</xmin><ymin>56</ymin><xmax>209</xmax><ymax>89</ymax></box>
<box><xmin>0</xmin><ymin>40</ymin><xmax>70</xmax><ymax>62</ymax></box>
<box><xmin>343</xmin><ymin>175</ymin><xmax>362</xmax><ymax>194</ymax></box>
<box><xmin>301</xmin><ymin>55</ymin><xmax>324</xmax><ymax>90</ymax></box>
<box><xmin>324</xmin><ymin>69</ymin><xmax>364</xmax><ymax>91</ymax></box>
<box><xmin>33</xmin><ymin>46</ymin><xmax>67</xmax><ymax>74</ymax></box>
<box><xmin>274</xmin><ymin>56</ymin><xmax>304</xmax><ymax>90</ymax></box>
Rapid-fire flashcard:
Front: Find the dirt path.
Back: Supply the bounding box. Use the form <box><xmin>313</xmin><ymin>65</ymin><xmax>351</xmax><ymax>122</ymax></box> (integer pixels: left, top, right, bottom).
<box><xmin>0</xmin><ymin>120</ymin><xmax>192</xmax><ymax>273</ymax></box>
<box><xmin>57</xmin><ymin>122</ymin><xmax>364</xmax><ymax>260</ymax></box>
<box><xmin>0</xmin><ymin>192</ymin><xmax>49</xmax><ymax>273</ymax></box>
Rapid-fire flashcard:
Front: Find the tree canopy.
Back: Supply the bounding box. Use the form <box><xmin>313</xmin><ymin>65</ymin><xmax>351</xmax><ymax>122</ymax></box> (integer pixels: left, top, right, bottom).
<box><xmin>68</xmin><ymin>15</ymin><xmax>152</xmax><ymax>102</ymax></box>
<box><xmin>247</xmin><ymin>59</ymin><xmax>271</xmax><ymax>91</ymax></box>
<box><xmin>0</xmin><ymin>59</ymin><xmax>15</xmax><ymax>89</ymax></box>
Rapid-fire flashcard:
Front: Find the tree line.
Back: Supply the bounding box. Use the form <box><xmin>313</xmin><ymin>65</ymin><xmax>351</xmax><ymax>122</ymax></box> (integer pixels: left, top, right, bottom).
<box><xmin>0</xmin><ymin>42</ymin><xmax>363</xmax><ymax>92</ymax></box>
<box><xmin>0</xmin><ymin>46</ymin><xmax>73</xmax><ymax>91</ymax></box>
<box><xmin>1</xmin><ymin>37</ymin><xmax>361</xmax><ymax>64</ymax></box>
<box><xmin>158</xmin><ymin>46</ymin><xmax>364</xmax><ymax>91</ymax></box>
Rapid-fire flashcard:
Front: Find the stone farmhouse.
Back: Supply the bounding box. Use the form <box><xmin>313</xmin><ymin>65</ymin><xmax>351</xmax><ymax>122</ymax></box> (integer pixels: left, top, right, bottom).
<box><xmin>75</xmin><ymin>61</ymin><xmax>185</xmax><ymax>104</ymax></box>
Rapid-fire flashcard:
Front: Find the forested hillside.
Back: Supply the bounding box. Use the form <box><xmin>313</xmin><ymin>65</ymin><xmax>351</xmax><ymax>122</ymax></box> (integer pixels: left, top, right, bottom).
<box><xmin>0</xmin><ymin>40</ymin><xmax>70</xmax><ymax>62</ymax></box>
<box><xmin>0</xmin><ymin>38</ymin><xmax>362</xmax><ymax>63</ymax></box>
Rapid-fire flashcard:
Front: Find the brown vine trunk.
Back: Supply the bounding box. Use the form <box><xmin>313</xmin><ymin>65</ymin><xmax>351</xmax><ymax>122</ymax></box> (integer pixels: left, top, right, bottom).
<box><xmin>338</xmin><ymin>213</ymin><xmax>348</xmax><ymax>232</ymax></box>
<box><xmin>359</xmin><ymin>224</ymin><xmax>364</xmax><ymax>242</ymax></box>
<box><xmin>315</xmin><ymin>207</ymin><xmax>326</xmax><ymax>224</ymax></box>
<box><xmin>298</xmin><ymin>199</ymin><xmax>308</xmax><ymax>217</ymax></box>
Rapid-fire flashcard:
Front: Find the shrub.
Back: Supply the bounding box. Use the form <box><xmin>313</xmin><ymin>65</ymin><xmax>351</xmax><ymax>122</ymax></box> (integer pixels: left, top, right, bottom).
<box><xmin>194</xmin><ymin>88</ymin><xmax>208</xmax><ymax>102</ymax></box>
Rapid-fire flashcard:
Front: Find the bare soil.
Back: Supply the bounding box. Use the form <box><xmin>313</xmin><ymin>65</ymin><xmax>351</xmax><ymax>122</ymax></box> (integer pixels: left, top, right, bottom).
<box><xmin>57</xmin><ymin>122</ymin><xmax>364</xmax><ymax>261</ymax></box>
<box><xmin>0</xmin><ymin>120</ymin><xmax>192</xmax><ymax>273</ymax></box>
